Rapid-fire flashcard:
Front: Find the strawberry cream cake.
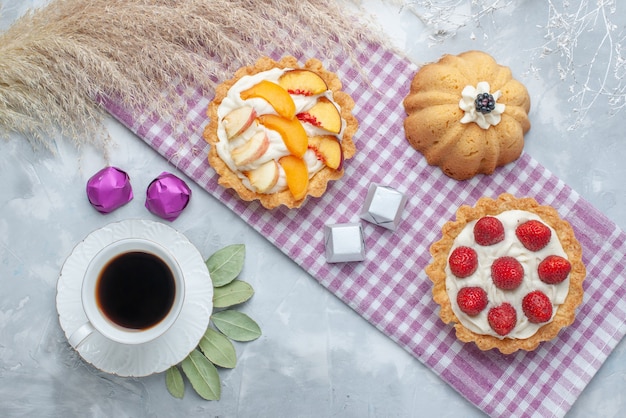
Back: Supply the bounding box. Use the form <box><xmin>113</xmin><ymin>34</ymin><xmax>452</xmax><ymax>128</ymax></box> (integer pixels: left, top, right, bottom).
<box><xmin>204</xmin><ymin>56</ymin><xmax>357</xmax><ymax>209</ymax></box>
<box><xmin>426</xmin><ymin>193</ymin><xmax>586</xmax><ymax>354</ymax></box>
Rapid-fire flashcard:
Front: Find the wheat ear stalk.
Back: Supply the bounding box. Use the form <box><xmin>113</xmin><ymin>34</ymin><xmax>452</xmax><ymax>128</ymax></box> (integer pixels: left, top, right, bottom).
<box><xmin>0</xmin><ymin>0</ymin><xmax>392</xmax><ymax>149</ymax></box>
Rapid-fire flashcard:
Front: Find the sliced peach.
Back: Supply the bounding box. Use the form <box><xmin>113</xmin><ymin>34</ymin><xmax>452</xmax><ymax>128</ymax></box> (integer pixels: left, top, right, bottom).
<box><xmin>308</xmin><ymin>135</ymin><xmax>344</xmax><ymax>170</ymax></box>
<box><xmin>279</xmin><ymin>155</ymin><xmax>309</xmax><ymax>200</ymax></box>
<box><xmin>245</xmin><ymin>160</ymin><xmax>279</xmax><ymax>193</ymax></box>
<box><xmin>230</xmin><ymin>131</ymin><xmax>269</xmax><ymax>166</ymax></box>
<box><xmin>222</xmin><ymin>106</ymin><xmax>257</xmax><ymax>139</ymax></box>
<box><xmin>257</xmin><ymin>114</ymin><xmax>308</xmax><ymax>158</ymax></box>
<box><xmin>278</xmin><ymin>69</ymin><xmax>328</xmax><ymax>96</ymax></box>
<box><xmin>240</xmin><ymin>80</ymin><xmax>295</xmax><ymax>119</ymax></box>
<box><xmin>297</xmin><ymin>97</ymin><xmax>342</xmax><ymax>134</ymax></box>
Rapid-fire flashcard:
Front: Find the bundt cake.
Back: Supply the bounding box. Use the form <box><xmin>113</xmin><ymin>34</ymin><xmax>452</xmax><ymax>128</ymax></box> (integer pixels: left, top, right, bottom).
<box><xmin>426</xmin><ymin>193</ymin><xmax>585</xmax><ymax>354</ymax></box>
<box><xmin>403</xmin><ymin>51</ymin><xmax>531</xmax><ymax>181</ymax></box>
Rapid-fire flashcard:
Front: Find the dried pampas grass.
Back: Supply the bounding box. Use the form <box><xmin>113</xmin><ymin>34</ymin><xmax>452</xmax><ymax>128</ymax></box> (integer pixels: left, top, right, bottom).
<box><xmin>0</xmin><ymin>0</ymin><xmax>391</xmax><ymax>149</ymax></box>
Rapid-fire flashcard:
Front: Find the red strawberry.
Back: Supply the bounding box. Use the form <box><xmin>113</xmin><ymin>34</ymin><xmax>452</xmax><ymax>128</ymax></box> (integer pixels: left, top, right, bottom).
<box><xmin>516</xmin><ymin>219</ymin><xmax>551</xmax><ymax>251</ymax></box>
<box><xmin>448</xmin><ymin>246</ymin><xmax>478</xmax><ymax>278</ymax></box>
<box><xmin>457</xmin><ymin>287</ymin><xmax>488</xmax><ymax>316</ymax></box>
<box><xmin>538</xmin><ymin>255</ymin><xmax>571</xmax><ymax>284</ymax></box>
<box><xmin>522</xmin><ymin>290</ymin><xmax>553</xmax><ymax>323</ymax></box>
<box><xmin>491</xmin><ymin>256</ymin><xmax>524</xmax><ymax>290</ymax></box>
<box><xmin>487</xmin><ymin>303</ymin><xmax>517</xmax><ymax>336</ymax></box>
<box><xmin>473</xmin><ymin>216</ymin><xmax>505</xmax><ymax>246</ymax></box>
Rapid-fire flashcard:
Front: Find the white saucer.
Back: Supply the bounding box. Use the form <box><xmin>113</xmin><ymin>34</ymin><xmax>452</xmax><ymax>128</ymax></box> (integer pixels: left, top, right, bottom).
<box><xmin>56</xmin><ymin>219</ymin><xmax>213</xmax><ymax>377</ymax></box>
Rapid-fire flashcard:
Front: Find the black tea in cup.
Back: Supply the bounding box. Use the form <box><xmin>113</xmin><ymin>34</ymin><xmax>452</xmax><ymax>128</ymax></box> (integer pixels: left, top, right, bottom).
<box><xmin>96</xmin><ymin>251</ymin><xmax>176</xmax><ymax>330</ymax></box>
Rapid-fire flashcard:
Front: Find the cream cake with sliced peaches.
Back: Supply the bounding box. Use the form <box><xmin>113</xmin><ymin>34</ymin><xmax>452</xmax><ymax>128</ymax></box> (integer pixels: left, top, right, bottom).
<box><xmin>204</xmin><ymin>56</ymin><xmax>357</xmax><ymax>209</ymax></box>
<box><xmin>426</xmin><ymin>193</ymin><xmax>585</xmax><ymax>354</ymax></box>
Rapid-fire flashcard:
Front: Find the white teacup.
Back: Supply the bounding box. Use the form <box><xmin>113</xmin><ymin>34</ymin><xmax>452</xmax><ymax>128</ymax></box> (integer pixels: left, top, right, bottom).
<box><xmin>69</xmin><ymin>238</ymin><xmax>185</xmax><ymax>348</ymax></box>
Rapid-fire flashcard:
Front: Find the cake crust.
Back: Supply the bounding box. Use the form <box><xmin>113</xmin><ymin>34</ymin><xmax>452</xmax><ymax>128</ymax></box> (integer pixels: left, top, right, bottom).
<box><xmin>426</xmin><ymin>193</ymin><xmax>586</xmax><ymax>354</ymax></box>
<box><xmin>203</xmin><ymin>56</ymin><xmax>357</xmax><ymax>209</ymax></box>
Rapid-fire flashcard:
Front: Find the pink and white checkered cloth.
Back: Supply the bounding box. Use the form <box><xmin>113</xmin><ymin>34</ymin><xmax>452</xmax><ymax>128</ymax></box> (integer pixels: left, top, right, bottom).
<box><xmin>105</xmin><ymin>42</ymin><xmax>626</xmax><ymax>417</ymax></box>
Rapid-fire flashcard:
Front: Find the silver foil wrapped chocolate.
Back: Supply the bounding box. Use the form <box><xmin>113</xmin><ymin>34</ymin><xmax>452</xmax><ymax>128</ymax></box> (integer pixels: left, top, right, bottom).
<box><xmin>145</xmin><ymin>172</ymin><xmax>191</xmax><ymax>221</ymax></box>
<box><xmin>324</xmin><ymin>222</ymin><xmax>366</xmax><ymax>263</ymax></box>
<box><xmin>86</xmin><ymin>166</ymin><xmax>133</xmax><ymax>214</ymax></box>
<box><xmin>360</xmin><ymin>183</ymin><xmax>407</xmax><ymax>231</ymax></box>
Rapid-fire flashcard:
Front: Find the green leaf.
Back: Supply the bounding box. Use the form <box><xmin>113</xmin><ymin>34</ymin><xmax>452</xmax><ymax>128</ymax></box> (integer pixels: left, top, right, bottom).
<box><xmin>213</xmin><ymin>279</ymin><xmax>254</xmax><ymax>308</ymax></box>
<box><xmin>165</xmin><ymin>366</ymin><xmax>185</xmax><ymax>399</ymax></box>
<box><xmin>199</xmin><ymin>328</ymin><xmax>237</xmax><ymax>368</ymax></box>
<box><xmin>181</xmin><ymin>350</ymin><xmax>221</xmax><ymax>401</ymax></box>
<box><xmin>211</xmin><ymin>310</ymin><xmax>261</xmax><ymax>342</ymax></box>
<box><xmin>206</xmin><ymin>244</ymin><xmax>245</xmax><ymax>287</ymax></box>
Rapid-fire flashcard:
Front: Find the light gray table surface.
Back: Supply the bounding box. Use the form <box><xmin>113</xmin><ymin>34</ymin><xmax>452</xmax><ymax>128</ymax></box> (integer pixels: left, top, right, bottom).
<box><xmin>1</xmin><ymin>0</ymin><xmax>625</xmax><ymax>416</ymax></box>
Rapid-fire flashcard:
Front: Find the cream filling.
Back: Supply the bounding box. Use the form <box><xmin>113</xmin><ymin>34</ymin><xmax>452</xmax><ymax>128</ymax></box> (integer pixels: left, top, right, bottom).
<box><xmin>445</xmin><ymin>210</ymin><xmax>570</xmax><ymax>339</ymax></box>
<box><xmin>216</xmin><ymin>68</ymin><xmax>345</xmax><ymax>194</ymax></box>
<box><xmin>459</xmin><ymin>81</ymin><xmax>505</xmax><ymax>129</ymax></box>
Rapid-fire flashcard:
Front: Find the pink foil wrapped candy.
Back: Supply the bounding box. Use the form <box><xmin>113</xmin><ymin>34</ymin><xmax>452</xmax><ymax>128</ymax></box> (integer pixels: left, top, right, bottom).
<box><xmin>145</xmin><ymin>172</ymin><xmax>191</xmax><ymax>221</ymax></box>
<box><xmin>86</xmin><ymin>166</ymin><xmax>133</xmax><ymax>213</ymax></box>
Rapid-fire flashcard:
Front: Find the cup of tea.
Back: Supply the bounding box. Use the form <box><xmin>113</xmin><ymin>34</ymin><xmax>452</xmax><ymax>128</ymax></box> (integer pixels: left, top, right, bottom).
<box><xmin>69</xmin><ymin>238</ymin><xmax>185</xmax><ymax>348</ymax></box>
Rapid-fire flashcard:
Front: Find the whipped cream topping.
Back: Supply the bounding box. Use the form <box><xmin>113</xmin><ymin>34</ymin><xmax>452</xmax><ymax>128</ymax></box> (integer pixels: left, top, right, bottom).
<box><xmin>459</xmin><ymin>81</ymin><xmax>505</xmax><ymax>129</ymax></box>
<box><xmin>216</xmin><ymin>68</ymin><xmax>345</xmax><ymax>194</ymax></box>
<box><xmin>445</xmin><ymin>210</ymin><xmax>570</xmax><ymax>339</ymax></box>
